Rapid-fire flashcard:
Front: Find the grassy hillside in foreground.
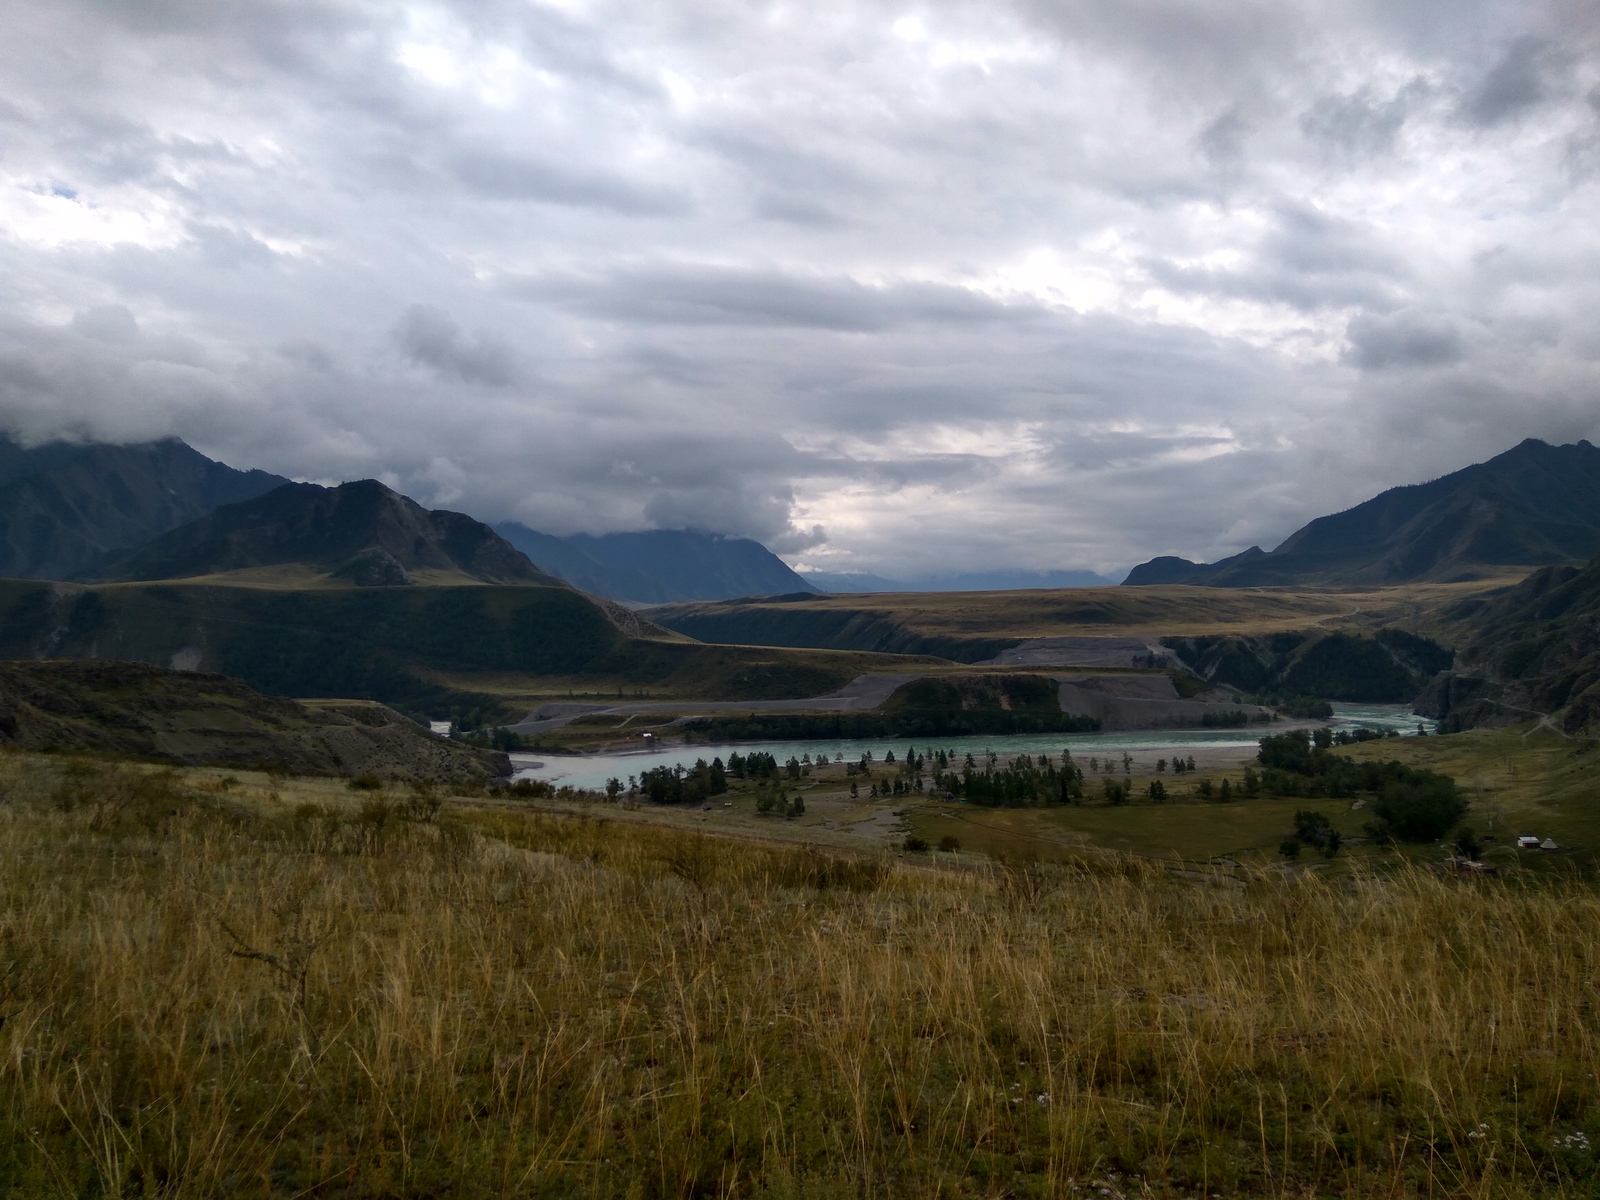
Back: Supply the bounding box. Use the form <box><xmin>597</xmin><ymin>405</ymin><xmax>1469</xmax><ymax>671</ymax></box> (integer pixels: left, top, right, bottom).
<box><xmin>0</xmin><ymin>579</ymin><xmax>946</xmax><ymax>723</ymax></box>
<box><xmin>648</xmin><ymin>579</ymin><xmax>1515</xmax><ymax>660</ymax></box>
<box><xmin>1</xmin><ymin>750</ymin><xmax>1595</xmax><ymax>1197</ymax></box>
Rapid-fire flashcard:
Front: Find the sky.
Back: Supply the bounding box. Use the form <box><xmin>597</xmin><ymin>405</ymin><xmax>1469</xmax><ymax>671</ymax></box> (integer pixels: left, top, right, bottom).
<box><xmin>1</xmin><ymin>0</ymin><xmax>1598</xmax><ymax>579</ymax></box>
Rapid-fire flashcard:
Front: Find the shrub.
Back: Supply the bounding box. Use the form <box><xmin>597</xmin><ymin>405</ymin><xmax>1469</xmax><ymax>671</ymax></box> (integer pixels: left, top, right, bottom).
<box><xmin>903</xmin><ymin>835</ymin><xmax>929</xmax><ymax>852</ymax></box>
<box><xmin>938</xmin><ymin>835</ymin><xmax>961</xmax><ymax>852</ymax></box>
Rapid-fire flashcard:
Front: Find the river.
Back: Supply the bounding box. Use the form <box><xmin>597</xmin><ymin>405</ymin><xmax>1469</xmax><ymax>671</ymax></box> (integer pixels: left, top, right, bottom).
<box><xmin>507</xmin><ymin>702</ymin><xmax>1429</xmax><ymax>793</ymax></box>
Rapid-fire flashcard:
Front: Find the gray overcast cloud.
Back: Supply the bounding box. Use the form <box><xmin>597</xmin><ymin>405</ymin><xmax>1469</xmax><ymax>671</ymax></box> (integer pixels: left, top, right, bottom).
<box><xmin>1</xmin><ymin>0</ymin><xmax>1598</xmax><ymax>577</ymax></box>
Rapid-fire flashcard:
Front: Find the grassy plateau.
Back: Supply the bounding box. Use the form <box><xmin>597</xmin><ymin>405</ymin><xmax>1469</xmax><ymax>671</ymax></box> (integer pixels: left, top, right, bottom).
<box><xmin>2</xmin><ymin>742</ymin><xmax>1597</xmax><ymax>1198</ymax></box>
<box><xmin>647</xmin><ymin>579</ymin><xmax>1523</xmax><ymax>661</ymax></box>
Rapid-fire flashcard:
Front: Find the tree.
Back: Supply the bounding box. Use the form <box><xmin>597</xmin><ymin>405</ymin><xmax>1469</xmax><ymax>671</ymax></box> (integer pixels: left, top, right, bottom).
<box><xmin>1373</xmin><ymin>778</ymin><xmax>1465</xmax><ymax>842</ymax></box>
<box><xmin>1148</xmin><ymin>779</ymin><xmax>1167</xmax><ymax>802</ymax></box>
<box><xmin>1293</xmin><ymin>810</ymin><xmax>1339</xmax><ymax>856</ymax></box>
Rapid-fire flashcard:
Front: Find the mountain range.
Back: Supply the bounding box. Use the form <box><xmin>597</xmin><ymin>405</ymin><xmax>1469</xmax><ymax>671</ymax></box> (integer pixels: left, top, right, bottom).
<box><xmin>0</xmin><ymin>435</ymin><xmax>288</xmax><ymax>580</ymax></box>
<box><xmin>1124</xmin><ymin>439</ymin><xmax>1600</xmax><ymax>587</ymax></box>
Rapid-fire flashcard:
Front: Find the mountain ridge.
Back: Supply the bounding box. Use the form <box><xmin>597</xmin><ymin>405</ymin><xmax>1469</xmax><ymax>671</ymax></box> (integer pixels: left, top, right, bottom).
<box><xmin>97</xmin><ymin>479</ymin><xmax>556</xmax><ymax>587</ymax></box>
<box><xmin>0</xmin><ymin>435</ymin><xmax>289</xmax><ymax>581</ymax></box>
<box><xmin>1124</xmin><ymin>439</ymin><xmax>1600</xmax><ymax>588</ymax></box>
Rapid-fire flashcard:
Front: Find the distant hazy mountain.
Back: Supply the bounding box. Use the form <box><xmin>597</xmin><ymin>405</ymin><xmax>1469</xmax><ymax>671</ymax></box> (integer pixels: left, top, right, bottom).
<box><xmin>1125</xmin><ymin>439</ymin><xmax>1600</xmax><ymax>587</ymax></box>
<box><xmin>494</xmin><ymin>523</ymin><xmax>817</xmax><ymax>602</ymax></box>
<box><xmin>800</xmin><ymin>571</ymin><xmax>908</xmax><ymax>593</ymax></box>
<box><xmin>803</xmin><ymin>568</ymin><xmax>1118</xmax><ymax>593</ymax></box>
<box><xmin>99</xmin><ymin>479</ymin><xmax>552</xmax><ymax>586</ymax></box>
<box><xmin>0</xmin><ymin>435</ymin><xmax>288</xmax><ymax>581</ymax></box>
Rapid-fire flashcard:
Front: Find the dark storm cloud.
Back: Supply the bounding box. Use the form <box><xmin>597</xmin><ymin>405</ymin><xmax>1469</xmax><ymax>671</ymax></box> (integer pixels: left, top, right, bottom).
<box><xmin>1459</xmin><ymin>37</ymin><xmax>1556</xmax><ymax>127</ymax></box>
<box><xmin>0</xmin><ymin>0</ymin><xmax>1596</xmax><ymax>578</ymax></box>
<box><xmin>1344</xmin><ymin>312</ymin><xmax>1465</xmax><ymax>371</ymax></box>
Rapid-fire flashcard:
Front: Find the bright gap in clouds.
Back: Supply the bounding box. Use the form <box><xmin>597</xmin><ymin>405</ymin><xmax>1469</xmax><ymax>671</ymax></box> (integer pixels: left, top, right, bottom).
<box><xmin>0</xmin><ymin>0</ymin><xmax>1596</xmax><ymax>579</ymax></box>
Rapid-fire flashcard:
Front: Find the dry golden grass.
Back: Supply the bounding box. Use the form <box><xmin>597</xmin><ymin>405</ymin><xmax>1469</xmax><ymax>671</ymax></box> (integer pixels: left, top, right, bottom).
<box><xmin>2</xmin><ymin>752</ymin><xmax>1597</xmax><ymax>1198</ymax></box>
<box><xmin>650</xmin><ymin>577</ymin><xmax>1524</xmax><ymax>645</ymax></box>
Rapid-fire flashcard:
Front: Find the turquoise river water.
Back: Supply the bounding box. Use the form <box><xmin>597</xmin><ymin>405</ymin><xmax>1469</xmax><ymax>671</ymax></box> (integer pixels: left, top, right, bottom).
<box><xmin>507</xmin><ymin>703</ymin><xmax>1429</xmax><ymax>793</ymax></box>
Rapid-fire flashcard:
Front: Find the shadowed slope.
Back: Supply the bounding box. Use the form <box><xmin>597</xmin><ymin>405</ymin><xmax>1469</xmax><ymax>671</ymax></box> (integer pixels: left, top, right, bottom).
<box><xmin>97</xmin><ymin>479</ymin><xmax>555</xmax><ymax>586</ymax></box>
<box><xmin>0</xmin><ymin>658</ymin><xmax>508</xmax><ymax>781</ymax></box>
<box><xmin>0</xmin><ymin>435</ymin><xmax>288</xmax><ymax>580</ymax></box>
<box><xmin>1421</xmin><ymin>552</ymin><xmax>1600</xmax><ymax>733</ymax></box>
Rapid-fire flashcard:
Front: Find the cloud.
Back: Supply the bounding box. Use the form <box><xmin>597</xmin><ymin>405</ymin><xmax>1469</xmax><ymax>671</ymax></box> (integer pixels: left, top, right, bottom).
<box><xmin>0</xmin><ymin>0</ymin><xmax>1596</xmax><ymax>579</ymax></box>
<box><xmin>1458</xmin><ymin>37</ymin><xmax>1555</xmax><ymax>128</ymax></box>
<box><xmin>1344</xmin><ymin>312</ymin><xmax>1465</xmax><ymax>370</ymax></box>
<box><xmin>511</xmin><ymin>266</ymin><xmax>1020</xmax><ymax>331</ymax></box>
<box><xmin>392</xmin><ymin>306</ymin><xmax>518</xmax><ymax>387</ymax></box>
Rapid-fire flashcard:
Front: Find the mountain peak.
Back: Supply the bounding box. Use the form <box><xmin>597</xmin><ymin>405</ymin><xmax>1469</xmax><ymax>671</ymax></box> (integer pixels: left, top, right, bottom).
<box><xmin>1124</xmin><ymin>438</ymin><xmax>1600</xmax><ymax>588</ymax></box>
<box><xmin>97</xmin><ymin>479</ymin><xmax>554</xmax><ymax>586</ymax></box>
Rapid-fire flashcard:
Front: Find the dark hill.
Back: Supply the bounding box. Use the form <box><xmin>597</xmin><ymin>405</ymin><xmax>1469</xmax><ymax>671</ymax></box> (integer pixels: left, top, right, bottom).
<box><xmin>98</xmin><ymin>479</ymin><xmax>554</xmax><ymax>586</ymax></box>
<box><xmin>0</xmin><ymin>579</ymin><xmax>912</xmax><ymax>728</ymax></box>
<box><xmin>1419</xmin><ymin>554</ymin><xmax>1600</xmax><ymax>733</ymax></box>
<box><xmin>493</xmin><ymin>523</ymin><xmax>817</xmax><ymax>602</ymax></box>
<box><xmin>0</xmin><ymin>658</ymin><xmax>508</xmax><ymax>781</ymax></box>
<box><xmin>1124</xmin><ymin>439</ymin><xmax>1600</xmax><ymax>587</ymax></box>
<box><xmin>0</xmin><ymin>435</ymin><xmax>288</xmax><ymax>581</ymax></box>
<box><xmin>1162</xmin><ymin>628</ymin><xmax>1452</xmax><ymax>703</ymax></box>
